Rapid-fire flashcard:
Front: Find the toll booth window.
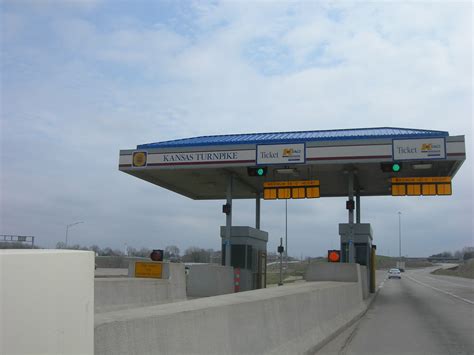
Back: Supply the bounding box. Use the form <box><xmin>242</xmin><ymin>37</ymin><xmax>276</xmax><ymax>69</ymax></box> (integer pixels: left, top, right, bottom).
<box><xmin>246</xmin><ymin>245</ymin><xmax>252</xmax><ymax>269</ymax></box>
<box><xmin>355</xmin><ymin>243</ymin><xmax>368</xmax><ymax>266</ymax></box>
<box><xmin>231</xmin><ymin>245</ymin><xmax>246</xmax><ymax>269</ymax></box>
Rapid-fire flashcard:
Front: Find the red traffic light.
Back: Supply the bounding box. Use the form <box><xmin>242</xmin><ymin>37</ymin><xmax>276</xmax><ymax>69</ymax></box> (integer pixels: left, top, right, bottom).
<box><xmin>150</xmin><ymin>249</ymin><xmax>163</xmax><ymax>261</ymax></box>
<box><xmin>328</xmin><ymin>250</ymin><xmax>341</xmax><ymax>262</ymax></box>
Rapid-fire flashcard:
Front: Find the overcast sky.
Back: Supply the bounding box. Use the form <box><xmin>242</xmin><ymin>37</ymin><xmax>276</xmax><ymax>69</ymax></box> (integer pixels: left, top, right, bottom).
<box><xmin>1</xmin><ymin>1</ymin><xmax>472</xmax><ymax>257</ymax></box>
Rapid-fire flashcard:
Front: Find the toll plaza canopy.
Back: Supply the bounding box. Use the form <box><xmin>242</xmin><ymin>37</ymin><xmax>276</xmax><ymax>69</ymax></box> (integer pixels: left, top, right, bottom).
<box><xmin>119</xmin><ymin>127</ymin><xmax>466</xmax><ymax>200</ymax></box>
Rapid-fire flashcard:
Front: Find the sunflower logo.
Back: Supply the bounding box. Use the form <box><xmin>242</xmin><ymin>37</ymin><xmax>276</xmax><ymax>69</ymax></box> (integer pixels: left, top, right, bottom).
<box><xmin>133</xmin><ymin>152</ymin><xmax>147</xmax><ymax>167</ymax></box>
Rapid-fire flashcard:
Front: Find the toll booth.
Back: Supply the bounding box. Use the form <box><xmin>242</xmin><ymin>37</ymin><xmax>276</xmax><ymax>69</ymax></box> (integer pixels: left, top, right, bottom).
<box><xmin>339</xmin><ymin>223</ymin><xmax>373</xmax><ymax>293</ymax></box>
<box><xmin>220</xmin><ymin>226</ymin><xmax>268</xmax><ymax>291</ymax></box>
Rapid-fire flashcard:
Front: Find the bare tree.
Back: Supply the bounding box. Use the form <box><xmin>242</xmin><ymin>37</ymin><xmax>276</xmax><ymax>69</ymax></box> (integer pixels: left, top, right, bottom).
<box><xmin>165</xmin><ymin>245</ymin><xmax>180</xmax><ymax>260</ymax></box>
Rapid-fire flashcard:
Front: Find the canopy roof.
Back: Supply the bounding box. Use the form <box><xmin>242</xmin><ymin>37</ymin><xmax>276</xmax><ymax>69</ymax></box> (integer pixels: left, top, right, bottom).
<box><xmin>138</xmin><ymin>127</ymin><xmax>449</xmax><ymax>149</ymax></box>
<box><xmin>120</xmin><ymin>127</ymin><xmax>464</xmax><ymax>200</ymax></box>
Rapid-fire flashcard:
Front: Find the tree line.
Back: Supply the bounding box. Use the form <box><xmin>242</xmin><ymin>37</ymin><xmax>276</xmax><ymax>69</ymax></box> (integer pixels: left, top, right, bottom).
<box><xmin>429</xmin><ymin>246</ymin><xmax>474</xmax><ymax>261</ymax></box>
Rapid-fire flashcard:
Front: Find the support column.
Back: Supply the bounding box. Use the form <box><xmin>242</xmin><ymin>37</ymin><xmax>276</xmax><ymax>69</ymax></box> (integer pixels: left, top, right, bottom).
<box><xmin>348</xmin><ymin>170</ymin><xmax>355</xmax><ymax>263</ymax></box>
<box><xmin>255</xmin><ymin>194</ymin><xmax>261</xmax><ymax>230</ymax></box>
<box><xmin>356</xmin><ymin>190</ymin><xmax>361</xmax><ymax>224</ymax></box>
<box><xmin>225</xmin><ymin>174</ymin><xmax>233</xmax><ymax>267</ymax></box>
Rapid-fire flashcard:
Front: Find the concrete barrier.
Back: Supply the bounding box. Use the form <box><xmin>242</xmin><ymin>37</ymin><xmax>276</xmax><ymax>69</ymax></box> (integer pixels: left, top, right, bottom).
<box><xmin>359</xmin><ymin>265</ymin><xmax>369</xmax><ymax>300</ymax></box>
<box><xmin>186</xmin><ymin>264</ymin><xmax>234</xmax><ymax>297</ymax></box>
<box><xmin>96</xmin><ymin>263</ymin><xmax>186</xmax><ymax>313</ymax></box>
<box><xmin>304</xmin><ymin>262</ymin><xmax>360</xmax><ymax>282</ymax></box>
<box><xmin>304</xmin><ymin>262</ymin><xmax>369</xmax><ymax>299</ymax></box>
<box><xmin>96</xmin><ymin>256</ymin><xmax>149</xmax><ymax>269</ymax></box>
<box><xmin>95</xmin><ymin>281</ymin><xmax>366</xmax><ymax>355</ymax></box>
<box><xmin>1</xmin><ymin>250</ymin><xmax>94</xmax><ymax>355</ymax></box>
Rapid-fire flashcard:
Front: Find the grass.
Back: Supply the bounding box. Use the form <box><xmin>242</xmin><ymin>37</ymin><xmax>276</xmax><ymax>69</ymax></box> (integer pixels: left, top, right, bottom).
<box><xmin>431</xmin><ymin>259</ymin><xmax>474</xmax><ymax>279</ymax></box>
<box><xmin>375</xmin><ymin>255</ymin><xmax>433</xmax><ymax>270</ymax></box>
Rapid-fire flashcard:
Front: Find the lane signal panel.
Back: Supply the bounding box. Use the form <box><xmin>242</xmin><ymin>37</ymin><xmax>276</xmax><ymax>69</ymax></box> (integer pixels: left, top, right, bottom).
<box><xmin>263</xmin><ymin>180</ymin><xmax>320</xmax><ymax>200</ymax></box>
<box><xmin>391</xmin><ymin>177</ymin><xmax>452</xmax><ymax>196</ymax></box>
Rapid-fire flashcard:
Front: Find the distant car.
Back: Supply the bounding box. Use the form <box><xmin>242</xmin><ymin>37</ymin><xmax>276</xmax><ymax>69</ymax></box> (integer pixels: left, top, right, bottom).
<box><xmin>388</xmin><ymin>268</ymin><xmax>401</xmax><ymax>279</ymax></box>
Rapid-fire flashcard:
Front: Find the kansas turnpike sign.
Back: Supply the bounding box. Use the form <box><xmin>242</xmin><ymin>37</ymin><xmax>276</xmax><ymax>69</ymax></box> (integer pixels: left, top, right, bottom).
<box><xmin>392</xmin><ymin>138</ymin><xmax>446</xmax><ymax>161</ymax></box>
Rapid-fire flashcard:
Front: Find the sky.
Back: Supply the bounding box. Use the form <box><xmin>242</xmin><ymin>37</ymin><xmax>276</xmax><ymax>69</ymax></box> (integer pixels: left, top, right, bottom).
<box><xmin>1</xmin><ymin>0</ymin><xmax>472</xmax><ymax>258</ymax></box>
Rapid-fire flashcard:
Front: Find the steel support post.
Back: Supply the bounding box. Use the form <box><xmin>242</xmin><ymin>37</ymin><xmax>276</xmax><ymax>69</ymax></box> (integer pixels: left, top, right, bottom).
<box><xmin>356</xmin><ymin>191</ymin><xmax>361</xmax><ymax>224</ymax></box>
<box><xmin>285</xmin><ymin>199</ymin><xmax>288</xmax><ymax>268</ymax></box>
<box><xmin>348</xmin><ymin>170</ymin><xmax>355</xmax><ymax>263</ymax></box>
<box><xmin>225</xmin><ymin>174</ymin><xmax>233</xmax><ymax>267</ymax></box>
<box><xmin>256</xmin><ymin>194</ymin><xmax>261</xmax><ymax>230</ymax></box>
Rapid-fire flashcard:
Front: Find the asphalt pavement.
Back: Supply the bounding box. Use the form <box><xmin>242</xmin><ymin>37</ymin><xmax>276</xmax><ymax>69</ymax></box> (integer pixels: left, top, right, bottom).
<box><xmin>317</xmin><ymin>266</ymin><xmax>474</xmax><ymax>355</ymax></box>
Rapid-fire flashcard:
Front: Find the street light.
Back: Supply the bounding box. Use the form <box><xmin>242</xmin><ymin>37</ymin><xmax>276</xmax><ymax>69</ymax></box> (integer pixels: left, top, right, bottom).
<box><xmin>285</xmin><ymin>199</ymin><xmax>288</xmax><ymax>268</ymax></box>
<box><xmin>65</xmin><ymin>221</ymin><xmax>84</xmax><ymax>247</ymax></box>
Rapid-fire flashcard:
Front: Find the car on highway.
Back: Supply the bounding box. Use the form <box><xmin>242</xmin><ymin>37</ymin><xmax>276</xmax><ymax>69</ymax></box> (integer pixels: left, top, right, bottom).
<box><xmin>388</xmin><ymin>268</ymin><xmax>402</xmax><ymax>279</ymax></box>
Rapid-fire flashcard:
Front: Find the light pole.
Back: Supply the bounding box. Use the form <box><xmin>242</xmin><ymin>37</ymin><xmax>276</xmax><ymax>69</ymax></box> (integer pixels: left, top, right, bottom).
<box><xmin>398</xmin><ymin>212</ymin><xmax>402</xmax><ymax>263</ymax></box>
<box><xmin>285</xmin><ymin>199</ymin><xmax>288</xmax><ymax>268</ymax></box>
<box><xmin>65</xmin><ymin>221</ymin><xmax>84</xmax><ymax>247</ymax></box>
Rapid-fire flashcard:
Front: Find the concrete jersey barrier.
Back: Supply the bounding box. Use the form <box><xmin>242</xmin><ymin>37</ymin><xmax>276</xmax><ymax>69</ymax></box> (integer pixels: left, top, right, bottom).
<box><xmin>185</xmin><ymin>264</ymin><xmax>234</xmax><ymax>297</ymax></box>
<box><xmin>95</xmin><ymin>281</ymin><xmax>366</xmax><ymax>355</ymax></box>
<box><xmin>96</xmin><ymin>263</ymin><xmax>186</xmax><ymax>313</ymax></box>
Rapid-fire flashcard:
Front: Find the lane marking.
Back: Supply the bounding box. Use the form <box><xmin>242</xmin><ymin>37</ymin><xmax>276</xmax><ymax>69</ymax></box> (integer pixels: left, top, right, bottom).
<box><xmin>426</xmin><ymin>275</ymin><xmax>474</xmax><ymax>288</ymax></box>
<box><xmin>405</xmin><ymin>275</ymin><xmax>474</xmax><ymax>305</ymax></box>
<box><xmin>377</xmin><ymin>277</ymin><xmax>387</xmax><ymax>289</ymax></box>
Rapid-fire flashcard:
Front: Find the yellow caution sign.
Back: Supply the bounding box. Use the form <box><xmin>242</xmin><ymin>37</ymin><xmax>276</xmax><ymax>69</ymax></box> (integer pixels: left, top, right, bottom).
<box><xmin>391</xmin><ymin>177</ymin><xmax>452</xmax><ymax>196</ymax></box>
<box><xmin>135</xmin><ymin>262</ymin><xmax>163</xmax><ymax>278</ymax></box>
<box><xmin>264</xmin><ymin>180</ymin><xmax>320</xmax><ymax>188</ymax></box>
<box><xmin>263</xmin><ymin>180</ymin><xmax>320</xmax><ymax>200</ymax></box>
<box><xmin>391</xmin><ymin>177</ymin><xmax>451</xmax><ymax>183</ymax></box>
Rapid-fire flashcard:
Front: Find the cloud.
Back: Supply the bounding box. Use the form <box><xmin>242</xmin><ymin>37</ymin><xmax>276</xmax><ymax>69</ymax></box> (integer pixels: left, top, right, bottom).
<box><xmin>1</xmin><ymin>1</ymin><xmax>472</xmax><ymax>256</ymax></box>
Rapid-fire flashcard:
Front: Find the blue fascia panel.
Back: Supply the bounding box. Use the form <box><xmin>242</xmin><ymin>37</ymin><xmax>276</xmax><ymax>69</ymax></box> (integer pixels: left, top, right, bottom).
<box><xmin>137</xmin><ymin>127</ymin><xmax>449</xmax><ymax>149</ymax></box>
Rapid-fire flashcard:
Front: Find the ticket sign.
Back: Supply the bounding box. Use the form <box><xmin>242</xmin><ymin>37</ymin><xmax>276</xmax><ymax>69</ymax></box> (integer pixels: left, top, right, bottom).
<box><xmin>391</xmin><ymin>177</ymin><xmax>452</xmax><ymax>196</ymax></box>
<box><xmin>393</xmin><ymin>138</ymin><xmax>446</xmax><ymax>161</ymax></box>
<box><xmin>257</xmin><ymin>143</ymin><xmax>305</xmax><ymax>165</ymax></box>
<box><xmin>135</xmin><ymin>262</ymin><xmax>163</xmax><ymax>278</ymax></box>
<box><xmin>263</xmin><ymin>180</ymin><xmax>320</xmax><ymax>200</ymax></box>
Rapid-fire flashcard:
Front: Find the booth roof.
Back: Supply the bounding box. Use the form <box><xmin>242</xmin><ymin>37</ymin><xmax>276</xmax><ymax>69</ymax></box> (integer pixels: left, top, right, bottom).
<box><xmin>137</xmin><ymin>127</ymin><xmax>449</xmax><ymax>149</ymax></box>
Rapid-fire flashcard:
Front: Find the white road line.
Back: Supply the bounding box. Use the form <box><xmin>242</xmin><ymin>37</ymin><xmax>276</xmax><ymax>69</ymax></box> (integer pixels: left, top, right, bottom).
<box><xmin>405</xmin><ymin>275</ymin><xmax>474</xmax><ymax>305</ymax></box>
<box><xmin>426</xmin><ymin>275</ymin><xmax>473</xmax><ymax>288</ymax></box>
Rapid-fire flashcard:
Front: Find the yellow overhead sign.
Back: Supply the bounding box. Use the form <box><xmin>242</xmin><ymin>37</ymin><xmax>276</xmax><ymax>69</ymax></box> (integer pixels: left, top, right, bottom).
<box><xmin>263</xmin><ymin>180</ymin><xmax>320</xmax><ymax>200</ymax></box>
<box><xmin>264</xmin><ymin>180</ymin><xmax>320</xmax><ymax>188</ymax></box>
<box><xmin>391</xmin><ymin>177</ymin><xmax>452</xmax><ymax>196</ymax></box>
<box><xmin>134</xmin><ymin>262</ymin><xmax>163</xmax><ymax>278</ymax></box>
<box><xmin>391</xmin><ymin>177</ymin><xmax>451</xmax><ymax>183</ymax></box>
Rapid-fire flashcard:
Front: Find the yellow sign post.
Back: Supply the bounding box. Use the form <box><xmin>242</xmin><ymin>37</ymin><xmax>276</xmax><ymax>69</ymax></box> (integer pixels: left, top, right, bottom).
<box><xmin>134</xmin><ymin>262</ymin><xmax>163</xmax><ymax>278</ymax></box>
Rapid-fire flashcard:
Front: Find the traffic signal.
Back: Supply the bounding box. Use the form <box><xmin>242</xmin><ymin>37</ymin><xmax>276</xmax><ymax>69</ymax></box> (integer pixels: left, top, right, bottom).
<box><xmin>150</xmin><ymin>249</ymin><xmax>163</xmax><ymax>262</ymax></box>
<box><xmin>247</xmin><ymin>167</ymin><xmax>268</xmax><ymax>177</ymax></box>
<box><xmin>346</xmin><ymin>200</ymin><xmax>355</xmax><ymax>210</ymax></box>
<box><xmin>380</xmin><ymin>162</ymin><xmax>402</xmax><ymax>173</ymax></box>
<box><xmin>328</xmin><ymin>250</ymin><xmax>341</xmax><ymax>262</ymax></box>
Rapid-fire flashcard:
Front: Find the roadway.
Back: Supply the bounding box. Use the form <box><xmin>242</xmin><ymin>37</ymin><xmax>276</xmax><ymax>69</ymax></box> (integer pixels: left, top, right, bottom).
<box><xmin>317</xmin><ymin>266</ymin><xmax>474</xmax><ymax>355</ymax></box>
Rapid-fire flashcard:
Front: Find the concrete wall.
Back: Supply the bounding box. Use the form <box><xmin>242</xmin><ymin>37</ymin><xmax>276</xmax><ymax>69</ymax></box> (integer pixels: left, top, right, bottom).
<box><xmin>305</xmin><ymin>262</ymin><xmax>360</xmax><ymax>282</ymax></box>
<box><xmin>1</xmin><ymin>250</ymin><xmax>94</xmax><ymax>355</ymax></box>
<box><xmin>96</xmin><ymin>263</ymin><xmax>186</xmax><ymax>313</ymax></box>
<box><xmin>96</xmin><ymin>256</ymin><xmax>149</xmax><ymax>269</ymax></box>
<box><xmin>95</xmin><ymin>281</ymin><xmax>367</xmax><ymax>355</ymax></box>
<box><xmin>186</xmin><ymin>264</ymin><xmax>234</xmax><ymax>297</ymax></box>
<box><xmin>304</xmin><ymin>263</ymin><xmax>369</xmax><ymax>300</ymax></box>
